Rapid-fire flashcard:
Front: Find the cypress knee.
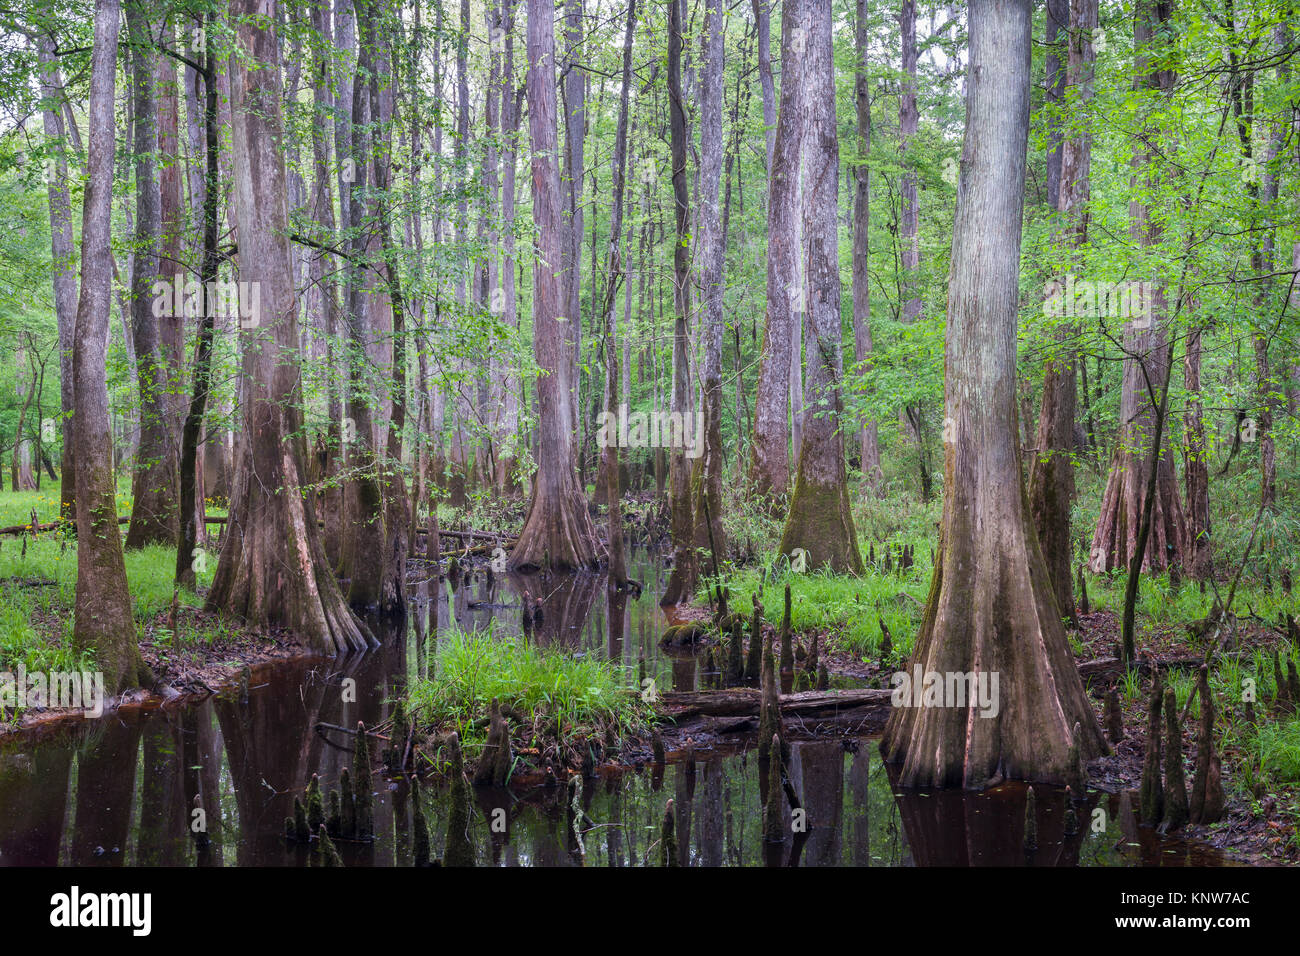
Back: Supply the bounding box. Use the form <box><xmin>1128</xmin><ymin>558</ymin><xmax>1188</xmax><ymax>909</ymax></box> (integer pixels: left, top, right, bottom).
<box><xmin>661</xmin><ymin>799</ymin><xmax>678</xmax><ymax>866</ymax></box>
<box><xmin>779</xmin><ymin>584</ymin><xmax>793</xmax><ymax>676</ymax></box>
<box><xmin>353</xmin><ymin>722</ymin><xmax>373</xmax><ymax>839</ymax></box>
<box><xmin>745</xmin><ymin>595</ymin><xmax>764</xmax><ymax>681</ymax></box>
<box><xmin>1160</xmin><ymin>688</ymin><xmax>1188</xmax><ymax>832</ymax></box>
<box><xmin>306</xmin><ymin>774</ymin><xmax>324</xmax><ymax>833</ymax></box>
<box><xmin>1022</xmin><ymin>786</ymin><xmax>1038</xmax><ymax>851</ymax></box>
<box><xmin>1138</xmin><ymin>671</ymin><xmax>1165</xmax><ymax>826</ymax></box>
<box><xmin>444</xmin><ymin>732</ymin><xmax>475</xmax><ymax>867</ymax></box>
<box><xmin>1104</xmin><ymin>686</ymin><xmax>1124</xmax><ymax>744</ymax></box>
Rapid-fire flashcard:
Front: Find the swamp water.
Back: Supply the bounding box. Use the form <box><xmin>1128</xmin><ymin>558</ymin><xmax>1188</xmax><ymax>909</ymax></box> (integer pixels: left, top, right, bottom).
<box><xmin>0</xmin><ymin>550</ymin><xmax>1234</xmax><ymax>867</ymax></box>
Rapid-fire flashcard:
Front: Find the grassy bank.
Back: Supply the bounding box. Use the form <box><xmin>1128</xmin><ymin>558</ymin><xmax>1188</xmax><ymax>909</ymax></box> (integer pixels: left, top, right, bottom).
<box><xmin>0</xmin><ymin>479</ymin><xmax>220</xmax><ymax>676</ymax></box>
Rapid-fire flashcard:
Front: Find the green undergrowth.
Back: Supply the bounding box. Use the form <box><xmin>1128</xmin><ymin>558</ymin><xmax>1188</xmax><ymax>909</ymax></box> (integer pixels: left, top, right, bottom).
<box><xmin>1085</xmin><ymin>567</ymin><xmax>1298</xmax><ymax>632</ymax></box>
<box><xmin>405</xmin><ymin>624</ymin><xmax>651</xmax><ymax>756</ymax></box>
<box><xmin>0</xmin><ymin>533</ymin><xmax>217</xmax><ymax>673</ymax></box>
<box><xmin>720</xmin><ymin>562</ymin><xmax>930</xmax><ymax>661</ymax></box>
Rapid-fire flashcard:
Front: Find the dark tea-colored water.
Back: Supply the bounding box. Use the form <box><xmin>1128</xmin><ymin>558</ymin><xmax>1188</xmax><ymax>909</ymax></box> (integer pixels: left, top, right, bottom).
<box><xmin>0</xmin><ymin>552</ymin><xmax>1236</xmax><ymax>867</ymax></box>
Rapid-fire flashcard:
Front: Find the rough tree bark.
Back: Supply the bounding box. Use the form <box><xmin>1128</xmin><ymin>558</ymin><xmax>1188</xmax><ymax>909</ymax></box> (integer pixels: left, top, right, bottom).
<box><xmin>747</xmin><ymin>0</ymin><xmax>804</xmax><ymax>501</ymax></box>
<box><xmin>777</xmin><ymin>0</ymin><xmax>864</xmax><ymax>576</ymax></box>
<box><xmin>372</xmin><ymin>6</ymin><xmax>410</xmax><ymax>619</ymax></box>
<box><xmin>599</xmin><ymin>0</ymin><xmax>638</xmax><ymax>587</ymax></box>
<box><xmin>124</xmin><ymin>2</ymin><xmax>181</xmax><ymax>548</ymax></box>
<box><xmin>899</xmin><ymin>0</ymin><xmax>920</xmax><ymax>321</ymax></box>
<box><xmin>562</xmin><ymin>0</ymin><xmax>586</xmax><ymax>443</ymax></box>
<box><xmin>660</xmin><ymin>0</ymin><xmax>698</xmax><ymax>605</ymax></box>
<box><xmin>208</xmin><ymin>0</ymin><xmax>372</xmax><ymax>654</ymax></box>
<box><xmin>37</xmin><ymin>37</ymin><xmax>77</xmax><ymax>519</ymax></box>
<box><xmin>511</xmin><ymin>0</ymin><xmax>604</xmax><ymax>571</ymax></box>
<box><xmin>307</xmin><ymin>0</ymin><xmax>345</xmax><ymax>568</ymax></box>
<box><xmin>752</xmin><ymin>0</ymin><xmax>776</xmax><ymax>171</ymax></box>
<box><xmin>692</xmin><ymin>0</ymin><xmax>727</xmax><ymax>568</ymax></box>
<box><xmin>880</xmin><ymin>0</ymin><xmax>1107</xmax><ymax>788</ymax></box>
<box><xmin>337</xmin><ymin>0</ymin><xmax>393</xmax><ymax>615</ymax></box>
<box><xmin>446</xmin><ymin>0</ymin><xmax>472</xmax><ymax>507</ymax></box>
<box><xmin>72</xmin><ymin>0</ymin><xmax>152</xmax><ymax>693</ymax></box>
<box><xmin>852</xmin><ymin>0</ymin><xmax>881</xmax><ymax>492</ymax></box>
<box><xmin>175</xmin><ymin>11</ymin><xmax>219</xmax><ymax>589</ymax></box>
<box><xmin>497</xmin><ymin>0</ymin><xmax>522</xmax><ymax>491</ymax></box>
<box><xmin>156</xmin><ymin>23</ymin><xmax>190</xmax><ymax>541</ymax></box>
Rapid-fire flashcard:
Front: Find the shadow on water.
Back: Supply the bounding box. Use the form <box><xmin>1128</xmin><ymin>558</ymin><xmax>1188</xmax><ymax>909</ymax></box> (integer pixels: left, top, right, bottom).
<box><xmin>0</xmin><ymin>547</ymin><xmax>1236</xmax><ymax>867</ymax></box>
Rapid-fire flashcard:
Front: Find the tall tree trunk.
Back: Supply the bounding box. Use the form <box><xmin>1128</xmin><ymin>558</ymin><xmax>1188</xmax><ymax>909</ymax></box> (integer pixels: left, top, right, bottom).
<box><xmin>446</xmin><ymin>0</ymin><xmax>472</xmax><ymax>508</ymax></box>
<box><xmin>692</xmin><ymin>0</ymin><xmax>726</xmax><ymax>568</ymax></box>
<box><xmin>599</xmin><ymin>0</ymin><xmax>638</xmax><ymax>587</ymax></box>
<box><xmin>852</xmin><ymin>0</ymin><xmax>881</xmax><ymax>492</ymax></box>
<box><xmin>747</xmin><ymin>0</ymin><xmax>804</xmax><ymax>501</ymax></box>
<box><xmin>12</xmin><ymin>345</ymin><xmax>38</xmax><ymax>491</ymax></box>
<box><xmin>897</xmin><ymin>0</ymin><xmax>925</xmax><ymax>450</ymax></box>
<box><xmin>1249</xmin><ymin>20</ymin><xmax>1284</xmax><ymax>513</ymax></box>
<box><xmin>777</xmin><ymin>0</ymin><xmax>864</xmax><ymax>575</ymax></box>
<box><xmin>1043</xmin><ymin>0</ymin><xmax>1067</xmax><ymax>209</ymax></box>
<box><xmin>208</xmin><ymin>0</ymin><xmax>372</xmax><ymax>655</ymax></box>
<box><xmin>125</xmin><ymin>2</ymin><xmax>181</xmax><ymax>548</ymax></box>
<box><xmin>1183</xmin><ymin>319</ymin><xmax>1211</xmax><ymax>579</ymax></box>
<box><xmin>72</xmin><ymin>0</ymin><xmax>152</xmax><ymax>693</ymax></box>
<box><xmin>752</xmin><ymin>0</ymin><xmax>776</xmax><ymax>172</ymax></box>
<box><xmin>337</xmin><ymin>1</ymin><xmax>392</xmax><ymax>614</ymax></box>
<box><xmin>373</xmin><ymin>5</ymin><xmax>410</xmax><ymax>619</ymax></box>
<box><xmin>880</xmin><ymin>0</ymin><xmax>1107</xmax><ymax>788</ymax></box>
<box><xmin>563</xmin><ymin>0</ymin><xmax>586</xmax><ymax>441</ymax></box>
<box><xmin>1089</xmin><ymin>0</ymin><xmax>1187</xmax><ymax>574</ymax></box>
<box><xmin>661</xmin><ymin>0</ymin><xmax>698</xmax><ymax>605</ymax></box>
<box><xmin>898</xmin><ymin>3</ymin><xmax>921</xmax><ymax>311</ymax></box>
<box><xmin>176</xmin><ymin>11</ymin><xmax>220</xmax><ymax>589</ymax></box>
<box><xmin>1028</xmin><ymin>0</ymin><xmax>1096</xmax><ymax>624</ymax></box>
<box><xmin>157</xmin><ymin>22</ymin><xmax>191</xmax><ymax>542</ymax></box>
<box><xmin>309</xmin><ymin>0</ymin><xmax>345</xmax><ymax>567</ymax></box>
<box><xmin>498</xmin><ymin>0</ymin><xmax>522</xmax><ymax>491</ymax></box>
<box><xmin>512</xmin><ymin>0</ymin><xmax>604</xmax><ymax>570</ymax></box>
<box><xmin>37</xmin><ymin>37</ymin><xmax>77</xmax><ymax>519</ymax></box>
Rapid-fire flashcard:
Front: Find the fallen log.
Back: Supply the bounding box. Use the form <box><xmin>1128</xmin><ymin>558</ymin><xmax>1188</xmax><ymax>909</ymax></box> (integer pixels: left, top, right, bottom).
<box><xmin>424</xmin><ymin>528</ymin><xmax>515</xmax><ymax>543</ymax></box>
<box><xmin>653</xmin><ymin>687</ymin><xmax>893</xmax><ymax>720</ymax></box>
<box><xmin>1077</xmin><ymin>654</ymin><xmax>1247</xmax><ymax>683</ymax></box>
<box><xmin>1</xmin><ymin>514</ymin><xmax>229</xmax><ymax>536</ymax></box>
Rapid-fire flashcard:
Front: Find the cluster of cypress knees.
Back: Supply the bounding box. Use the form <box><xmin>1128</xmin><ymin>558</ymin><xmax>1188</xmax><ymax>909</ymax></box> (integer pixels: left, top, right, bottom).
<box><xmin>684</xmin><ymin>584</ymin><xmax>831</xmax><ymax>693</ymax></box>
<box><xmin>284</xmin><ymin>720</ymin><xmax>377</xmax><ymax>866</ymax></box>
<box><xmin>658</xmin><ymin>600</ymin><xmax>801</xmax><ymax>865</ymax></box>
<box><xmin>1133</xmin><ymin>664</ymin><xmax>1231</xmax><ymax>834</ymax></box>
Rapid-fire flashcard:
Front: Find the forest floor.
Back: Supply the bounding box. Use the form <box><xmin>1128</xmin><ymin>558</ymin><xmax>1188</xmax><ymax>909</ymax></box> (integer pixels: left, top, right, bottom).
<box><xmin>0</xmin><ymin>574</ymin><xmax>309</xmax><ymax>738</ymax></box>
